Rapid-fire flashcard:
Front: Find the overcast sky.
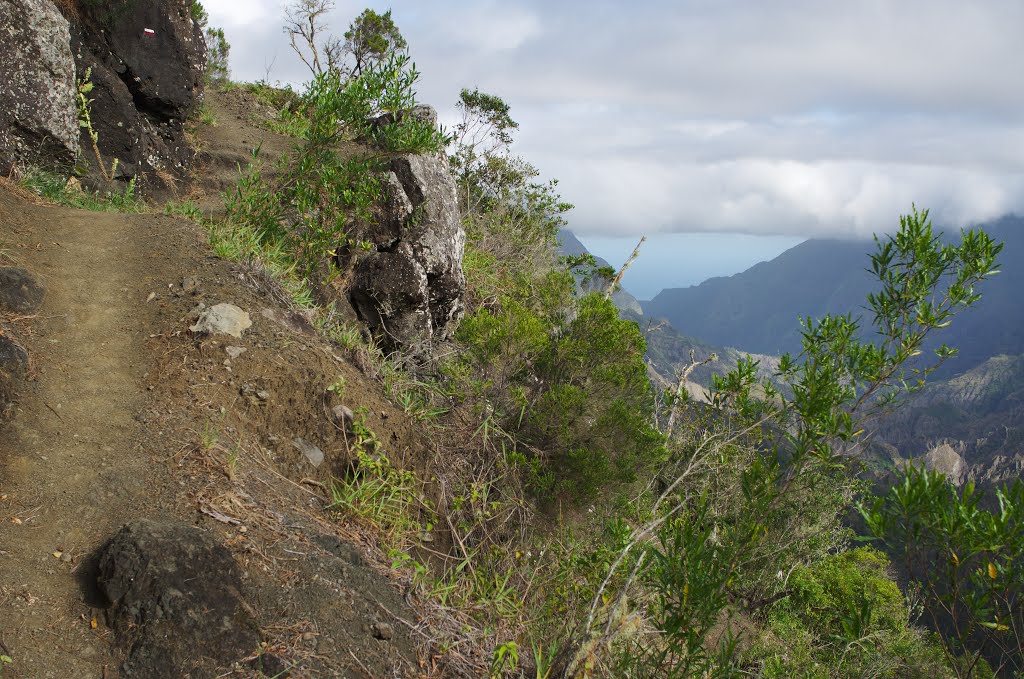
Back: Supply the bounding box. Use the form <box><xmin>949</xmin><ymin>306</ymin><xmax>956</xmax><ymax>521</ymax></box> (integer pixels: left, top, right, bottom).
<box><xmin>202</xmin><ymin>0</ymin><xmax>1024</xmax><ymax>297</ymax></box>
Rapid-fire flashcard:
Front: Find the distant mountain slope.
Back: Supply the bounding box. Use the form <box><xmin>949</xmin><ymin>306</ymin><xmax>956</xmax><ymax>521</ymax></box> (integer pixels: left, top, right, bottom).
<box><xmin>643</xmin><ymin>215</ymin><xmax>1024</xmax><ymax>376</ymax></box>
<box><xmin>556</xmin><ymin>231</ymin><xmax>777</xmax><ymax>395</ymax></box>
<box><xmin>556</xmin><ymin>230</ymin><xmax>643</xmax><ymax>316</ymax></box>
<box><xmin>870</xmin><ymin>353</ymin><xmax>1024</xmax><ymax>486</ymax></box>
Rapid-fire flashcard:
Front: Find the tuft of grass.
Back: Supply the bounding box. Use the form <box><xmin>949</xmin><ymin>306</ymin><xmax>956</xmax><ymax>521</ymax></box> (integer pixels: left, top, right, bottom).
<box><xmin>240</xmin><ymin>81</ymin><xmax>309</xmax><ymax>137</ymax></box>
<box><xmin>196</xmin><ymin>102</ymin><xmax>218</xmax><ymax>126</ymax></box>
<box><xmin>163</xmin><ymin>199</ymin><xmax>203</xmax><ymax>221</ymax></box>
<box><xmin>20</xmin><ymin>168</ymin><xmax>145</xmax><ymax>213</ymax></box>
<box><xmin>328</xmin><ymin>414</ymin><xmax>426</xmax><ymax>548</ymax></box>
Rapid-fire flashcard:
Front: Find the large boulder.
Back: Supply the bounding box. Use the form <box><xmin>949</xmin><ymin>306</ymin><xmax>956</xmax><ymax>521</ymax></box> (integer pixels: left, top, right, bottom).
<box><xmin>0</xmin><ymin>0</ymin><xmax>78</xmax><ymax>175</ymax></box>
<box><xmin>349</xmin><ymin>147</ymin><xmax>466</xmax><ymax>351</ymax></box>
<box><xmin>68</xmin><ymin>0</ymin><xmax>206</xmax><ymax>183</ymax></box>
<box><xmin>98</xmin><ymin>519</ymin><xmax>259</xmax><ymax>678</ymax></box>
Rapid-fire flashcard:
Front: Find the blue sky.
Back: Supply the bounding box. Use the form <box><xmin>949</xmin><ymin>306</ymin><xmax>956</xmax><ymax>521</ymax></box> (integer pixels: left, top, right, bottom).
<box><xmin>202</xmin><ymin>0</ymin><xmax>1024</xmax><ymax>295</ymax></box>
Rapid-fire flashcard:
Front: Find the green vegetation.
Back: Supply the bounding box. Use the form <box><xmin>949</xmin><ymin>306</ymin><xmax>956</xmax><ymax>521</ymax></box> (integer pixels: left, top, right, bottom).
<box><xmin>224</xmin><ymin>42</ymin><xmax>447</xmax><ymax>283</ymax></box>
<box><xmin>199</xmin><ymin>8</ymin><xmax>1017</xmax><ymax>676</ymax></box>
<box><xmin>863</xmin><ymin>469</ymin><xmax>1023</xmax><ymax>676</ymax></box>
<box><xmin>192</xmin><ymin>1</ymin><xmax>231</xmax><ymax>85</ymax></box>
<box><xmin>342</xmin><ymin>8</ymin><xmax>407</xmax><ymax>77</ymax></box>
<box><xmin>76</xmin><ymin>68</ymin><xmax>118</xmax><ymax>181</ymax></box>
<box><xmin>20</xmin><ymin>168</ymin><xmax>143</xmax><ymax>212</ymax></box>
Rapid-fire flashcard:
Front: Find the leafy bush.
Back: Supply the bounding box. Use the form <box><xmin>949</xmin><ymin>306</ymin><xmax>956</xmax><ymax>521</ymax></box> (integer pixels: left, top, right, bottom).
<box><xmin>862</xmin><ymin>468</ymin><xmax>1023</xmax><ymax>676</ymax></box>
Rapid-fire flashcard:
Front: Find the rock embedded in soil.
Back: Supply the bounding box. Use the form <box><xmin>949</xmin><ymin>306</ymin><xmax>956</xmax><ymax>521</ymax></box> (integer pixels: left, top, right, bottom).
<box><xmin>0</xmin><ymin>334</ymin><xmax>28</xmax><ymax>378</ymax></box>
<box><xmin>371</xmin><ymin>622</ymin><xmax>394</xmax><ymax>641</ymax></box>
<box><xmin>292</xmin><ymin>437</ymin><xmax>325</xmax><ymax>467</ymax></box>
<box><xmin>331</xmin><ymin>404</ymin><xmax>355</xmax><ymax>428</ymax></box>
<box><xmin>0</xmin><ymin>333</ymin><xmax>28</xmax><ymax>417</ymax></box>
<box><xmin>190</xmin><ymin>303</ymin><xmax>252</xmax><ymax>338</ymax></box>
<box><xmin>0</xmin><ymin>266</ymin><xmax>45</xmax><ymax>313</ymax></box>
<box><xmin>97</xmin><ymin>519</ymin><xmax>259</xmax><ymax>678</ymax></box>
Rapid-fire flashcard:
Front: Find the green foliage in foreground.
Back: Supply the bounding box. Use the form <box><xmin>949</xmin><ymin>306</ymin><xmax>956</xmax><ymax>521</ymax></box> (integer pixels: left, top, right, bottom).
<box><xmin>862</xmin><ymin>468</ymin><xmax>1023</xmax><ymax>676</ymax></box>
<box><xmin>752</xmin><ymin>547</ymin><xmax>950</xmax><ymax>677</ymax></box>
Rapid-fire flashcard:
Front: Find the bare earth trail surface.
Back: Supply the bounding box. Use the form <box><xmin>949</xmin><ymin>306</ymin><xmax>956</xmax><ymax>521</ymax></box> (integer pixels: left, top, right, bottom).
<box><xmin>0</xmin><ymin>89</ymin><xmax>435</xmax><ymax>677</ymax></box>
<box><xmin>0</xmin><ymin>194</ymin><xmax>173</xmax><ymax>676</ymax></box>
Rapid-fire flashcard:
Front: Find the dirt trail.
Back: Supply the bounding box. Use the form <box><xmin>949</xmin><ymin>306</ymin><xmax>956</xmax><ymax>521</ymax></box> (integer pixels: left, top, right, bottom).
<box><xmin>0</xmin><ymin>195</ymin><xmax>163</xmax><ymax>676</ymax></box>
<box><xmin>0</xmin><ymin>88</ymin><xmax>433</xmax><ymax>678</ymax></box>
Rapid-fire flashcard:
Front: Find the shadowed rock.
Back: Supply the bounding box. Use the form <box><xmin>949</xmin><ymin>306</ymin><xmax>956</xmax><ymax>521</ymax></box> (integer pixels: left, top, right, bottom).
<box><xmin>68</xmin><ymin>0</ymin><xmax>206</xmax><ymax>183</ymax></box>
<box><xmin>98</xmin><ymin>519</ymin><xmax>259</xmax><ymax>678</ymax></box>
<box><xmin>0</xmin><ymin>267</ymin><xmax>46</xmax><ymax>313</ymax></box>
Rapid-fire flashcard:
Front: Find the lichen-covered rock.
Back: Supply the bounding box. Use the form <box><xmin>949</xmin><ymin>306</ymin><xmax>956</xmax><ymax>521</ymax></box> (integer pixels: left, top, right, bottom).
<box><xmin>0</xmin><ymin>0</ymin><xmax>77</xmax><ymax>175</ymax></box>
<box><xmin>349</xmin><ymin>145</ymin><xmax>466</xmax><ymax>351</ymax></box>
<box><xmin>68</xmin><ymin>0</ymin><xmax>206</xmax><ymax>183</ymax></box>
<box><xmin>98</xmin><ymin>519</ymin><xmax>259</xmax><ymax>678</ymax></box>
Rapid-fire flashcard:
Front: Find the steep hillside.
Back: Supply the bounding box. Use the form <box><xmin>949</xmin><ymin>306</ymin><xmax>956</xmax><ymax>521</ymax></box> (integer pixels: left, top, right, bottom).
<box><xmin>871</xmin><ymin>353</ymin><xmax>1024</xmax><ymax>486</ymax></box>
<box><xmin>644</xmin><ymin>216</ymin><xmax>1024</xmax><ymax>377</ymax></box>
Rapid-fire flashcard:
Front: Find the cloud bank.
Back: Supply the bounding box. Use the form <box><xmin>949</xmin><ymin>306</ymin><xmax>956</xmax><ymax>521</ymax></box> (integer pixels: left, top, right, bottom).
<box><xmin>203</xmin><ymin>0</ymin><xmax>1024</xmax><ymax>238</ymax></box>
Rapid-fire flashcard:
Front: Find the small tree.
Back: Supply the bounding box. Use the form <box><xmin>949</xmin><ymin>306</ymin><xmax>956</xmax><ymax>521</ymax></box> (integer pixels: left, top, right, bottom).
<box><xmin>342</xmin><ymin>9</ymin><xmax>407</xmax><ymax>77</ymax></box>
<box><xmin>284</xmin><ymin>0</ymin><xmax>343</xmax><ymax>77</ymax></box>
<box><xmin>205</xmin><ymin>27</ymin><xmax>231</xmax><ymax>84</ymax></box>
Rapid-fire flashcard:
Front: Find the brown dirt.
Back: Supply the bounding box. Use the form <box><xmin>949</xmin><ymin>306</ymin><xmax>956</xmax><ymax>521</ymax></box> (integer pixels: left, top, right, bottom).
<box><xmin>0</xmin><ymin>88</ymin><xmax>445</xmax><ymax>678</ymax></box>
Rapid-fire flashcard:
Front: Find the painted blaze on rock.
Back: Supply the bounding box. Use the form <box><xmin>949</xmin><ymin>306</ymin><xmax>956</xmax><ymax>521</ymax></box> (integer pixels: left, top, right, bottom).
<box><xmin>69</xmin><ymin>0</ymin><xmax>206</xmax><ymax>179</ymax></box>
<box><xmin>349</xmin><ymin>141</ymin><xmax>467</xmax><ymax>351</ymax></box>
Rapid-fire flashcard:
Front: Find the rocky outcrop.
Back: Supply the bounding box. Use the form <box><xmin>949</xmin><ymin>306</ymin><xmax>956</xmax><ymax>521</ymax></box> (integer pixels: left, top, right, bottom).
<box><xmin>921</xmin><ymin>443</ymin><xmax>968</xmax><ymax>486</ymax></box>
<box><xmin>349</xmin><ymin>147</ymin><xmax>466</xmax><ymax>351</ymax></box>
<box><xmin>0</xmin><ymin>0</ymin><xmax>78</xmax><ymax>175</ymax></box>
<box><xmin>68</xmin><ymin>0</ymin><xmax>206</xmax><ymax>183</ymax></box>
<box><xmin>98</xmin><ymin>519</ymin><xmax>259</xmax><ymax>678</ymax></box>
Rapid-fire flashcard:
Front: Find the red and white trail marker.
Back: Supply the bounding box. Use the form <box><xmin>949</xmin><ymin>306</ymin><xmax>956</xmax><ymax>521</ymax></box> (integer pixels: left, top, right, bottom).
<box><xmin>143</xmin><ymin>28</ymin><xmax>156</xmax><ymax>37</ymax></box>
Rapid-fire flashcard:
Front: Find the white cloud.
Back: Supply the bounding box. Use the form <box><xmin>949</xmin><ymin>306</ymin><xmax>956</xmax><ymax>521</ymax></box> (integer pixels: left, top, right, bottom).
<box><xmin>201</xmin><ymin>0</ymin><xmax>1024</xmax><ymax>241</ymax></box>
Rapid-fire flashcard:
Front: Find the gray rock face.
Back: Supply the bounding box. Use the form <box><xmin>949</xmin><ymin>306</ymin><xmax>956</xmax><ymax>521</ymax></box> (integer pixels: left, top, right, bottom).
<box><xmin>0</xmin><ymin>266</ymin><xmax>46</xmax><ymax>313</ymax></box>
<box><xmin>98</xmin><ymin>519</ymin><xmax>259</xmax><ymax>678</ymax></box>
<box><xmin>190</xmin><ymin>303</ymin><xmax>252</xmax><ymax>338</ymax></box>
<box><xmin>0</xmin><ymin>0</ymin><xmax>77</xmax><ymax>175</ymax></box>
<box><xmin>69</xmin><ymin>0</ymin><xmax>206</xmax><ymax>182</ymax></box>
<box><xmin>349</xmin><ymin>149</ymin><xmax>466</xmax><ymax>351</ymax></box>
<box><xmin>922</xmin><ymin>442</ymin><xmax>968</xmax><ymax>486</ymax></box>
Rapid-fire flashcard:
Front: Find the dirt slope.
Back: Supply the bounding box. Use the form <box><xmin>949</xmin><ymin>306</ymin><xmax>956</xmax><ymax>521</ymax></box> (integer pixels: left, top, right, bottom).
<box><xmin>0</xmin><ymin>89</ymin><xmax>439</xmax><ymax>677</ymax></box>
